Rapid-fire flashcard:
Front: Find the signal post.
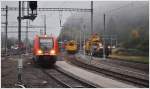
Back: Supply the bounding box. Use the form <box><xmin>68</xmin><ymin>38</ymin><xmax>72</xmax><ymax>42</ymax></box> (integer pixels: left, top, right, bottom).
<box><xmin>16</xmin><ymin>1</ymin><xmax>37</xmax><ymax>87</ymax></box>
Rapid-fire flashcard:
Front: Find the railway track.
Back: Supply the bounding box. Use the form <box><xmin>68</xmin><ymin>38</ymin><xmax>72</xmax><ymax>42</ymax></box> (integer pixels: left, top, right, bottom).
<box><xmin>67</xmin><ymin>57</ymin><xmax>149</xmax><ymax>88</ymax></box>
<box><xmin>41</xmin><ymin>66</ymin><xmax>98</xmax><ymax>88</ymax></box>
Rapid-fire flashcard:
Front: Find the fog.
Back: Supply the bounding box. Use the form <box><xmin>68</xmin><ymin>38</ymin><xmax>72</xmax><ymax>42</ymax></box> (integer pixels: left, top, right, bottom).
<box><xmin>1</xmin><ymin>1</ymin><xmax>149</xmax><ymax>51</ymax></box>
<box><xmin>59</xmin><ymin>1</ymin><xmax>148</xmax><ymax>41</ymax></box>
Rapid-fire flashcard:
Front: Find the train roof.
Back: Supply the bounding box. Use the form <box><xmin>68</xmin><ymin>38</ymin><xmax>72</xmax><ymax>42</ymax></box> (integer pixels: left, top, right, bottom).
<box><xmin>35</xmin><ymin>34</ymin><xmax>57</xmax><ymax>38</ymax></box>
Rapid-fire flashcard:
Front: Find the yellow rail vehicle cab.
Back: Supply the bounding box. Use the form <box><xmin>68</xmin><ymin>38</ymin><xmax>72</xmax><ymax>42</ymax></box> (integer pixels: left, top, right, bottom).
<box><xmin>65</xmin><ymin>40</ymin><xmax>78</xmax><ymax>54</ymax></box>
<box><xmin>84</xmin><ymin>41</ymin><xmax>91</xmax><ymax>55</ymax></box>
<box><xmin>84</xmin><ymin>34</ymin><xmax>111</xmax><ymax>57</ymax></box>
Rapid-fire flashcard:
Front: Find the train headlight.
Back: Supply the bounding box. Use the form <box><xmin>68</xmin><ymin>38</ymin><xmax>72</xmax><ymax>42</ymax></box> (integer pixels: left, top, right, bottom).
<box><xmin>112</xmin><ymin>46</ymin><xmax>116</xmax><ymax>48</ymax></box>
<box><xmin>99</xmin><ymin>43</ymin><xmax>103</xmax><ymax>48</ymax></box>
<box><xmin>44</xmin><ymin>35</ymin><xmax>47</xmax><ymax>37</ymax></box>
<box><xmin>99</xmin><ymin>43</ymin><xmax>102</xmax><ymax>47</ymax></box>
<box><xmin>37</xmin><ymin>50</ymin><xmax>43</xmax><ymax>54</ymax></box>
<box><xmin>100</xmin><ymin>46</ymin><xmax>103</xmax><ymax>48</ymax></box>
<box><xmin>50</xmin><ymin>50</ymin><xmax>56</xmax><ymax>55</ymax></box>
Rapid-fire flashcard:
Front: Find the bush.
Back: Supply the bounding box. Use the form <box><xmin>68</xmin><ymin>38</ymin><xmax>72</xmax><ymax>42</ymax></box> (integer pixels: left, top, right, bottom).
<box><xmin>112</xmin><ymin>48</ymin><xmax>147</xmax><ymax>56</ymax></box>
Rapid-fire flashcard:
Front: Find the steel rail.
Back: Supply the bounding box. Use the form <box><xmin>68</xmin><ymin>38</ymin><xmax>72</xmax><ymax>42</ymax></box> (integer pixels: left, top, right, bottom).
<box><xmin>68</xmin><ymin>57</ymin><xmax>149</xmax><ymax>87</ymax></box>
<box><xmin>55</xmin><ymin>66</ymin><xmax>99</xmax><ymax>88</ymax></box>
<box><xmin>42</xmin><ymin>69</ymin><xmax>72</xmax><ymax>88</ymax></box>
<box><xmin>41</xmin><ymin>67</ymin><xmax>98</xmax><ymax>88</ymax></box>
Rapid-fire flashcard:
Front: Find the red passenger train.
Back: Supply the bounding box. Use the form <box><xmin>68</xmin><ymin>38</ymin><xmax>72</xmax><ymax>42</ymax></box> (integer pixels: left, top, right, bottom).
<box><xmin>32</xmin><ymin>34</ymin><xmax>59</xmax><ymax>66</ymax></box>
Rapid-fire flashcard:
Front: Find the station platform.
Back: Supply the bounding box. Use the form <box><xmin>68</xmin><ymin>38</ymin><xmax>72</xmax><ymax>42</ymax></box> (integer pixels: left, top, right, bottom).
<box><xmin>56</xmin><ymin>61</ymin><xmax>136</xmax><ymax>88</ymax></box>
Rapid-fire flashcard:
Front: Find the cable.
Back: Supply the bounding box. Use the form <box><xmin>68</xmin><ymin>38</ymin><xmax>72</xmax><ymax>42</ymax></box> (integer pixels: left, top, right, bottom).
<box><xmin>105</xmin><ymin>2</ymin><xmax>134</xmax><ymax>14</ymax></box>
<box><xmin>105</xmin><ymin>1</ymin><xmax>147</xmax><ymax>14</ymax></box>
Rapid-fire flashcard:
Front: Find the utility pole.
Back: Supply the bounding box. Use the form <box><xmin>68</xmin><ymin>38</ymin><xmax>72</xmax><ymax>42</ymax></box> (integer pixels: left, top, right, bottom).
<box><xmin>61</xmin><ymin>30</ymin><xmax>63</xmax><ymax>52</ymax></box>
<box><xmin>17</xmin><ymin>1</ymin><xmax>23</xmax><ymax>84</ymax></box>
<box><xmin>26</xmin><ymin>20</ymin><xmax>28</xmax><ymax>54</ymax></box>
<box><xmin>83</xmin><ymin>24</ymin><xmax>86</xmax><ymax>55</ymax></box>
<box><xmin>80</xmin><ymin>18</ymin><xmax>83</xmax><ymax>53</ymax></box>
<box><xmin>110</xmin><ymin>36</ymin><xmax>112</xmax><ymax>48</ymax></box>
<box><xmin>40</xmin><ymin>29</ymin><xmax>43</xmax><ymax>35</ymax></box>
<box><xmin>80</xmin><ymin>28</ymin><xmax>82</xmax><ymax>52</ymax></box>
<box><xmin>103</xmin><ymin>13</ymin><xmax>106</xmax><ymax>59</ymax></box>
<box><xmin>91</xmin><ymin>1</ymin><xmax>93</xmax><ymax>34</ymax></box>
<box><xmin>90</xmin><ymin>1</ymin><xmax>93</xmax><ymax>61</ymax></box>
<box><xmin>116</xmin><ymin>37</ymin><xmax>118</xmax><ymax>48</ymax></box>
<box><xmin>5</xmin><ymin>5</ymin><xmax>8</xmax><ymax>57</ymax></box>
<box><xmin>44</xmin><ymin>15</ymin><xmax>46</xmax><ymax>35</ymax></box>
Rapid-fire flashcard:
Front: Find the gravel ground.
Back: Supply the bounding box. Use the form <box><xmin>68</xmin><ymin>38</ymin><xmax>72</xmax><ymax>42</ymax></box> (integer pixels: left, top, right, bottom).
<box><xmin>2</xmin><ymin>53</ymin><xmax>148</xmax><ymax>88</ymax></box>
<box><xmin>1</xmin><ymin>55</ymin><xmax>64</xmax><ymax>88</ymax></box>
<box><xmin>1</xmin><ymin>57</ymin><xmax>18</xmax><ymax>88</ymax></box>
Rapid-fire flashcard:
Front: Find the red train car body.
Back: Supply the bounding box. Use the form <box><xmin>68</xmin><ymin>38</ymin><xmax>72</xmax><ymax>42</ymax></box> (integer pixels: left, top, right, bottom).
<box><xmin>32</xmin><ymin>35</ymin><xmax>59</xmax><ymax>66</ymax></box>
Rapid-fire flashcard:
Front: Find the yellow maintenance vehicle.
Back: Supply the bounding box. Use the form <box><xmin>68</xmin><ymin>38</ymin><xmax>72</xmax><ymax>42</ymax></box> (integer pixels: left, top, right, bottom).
<box><xmin>65</xmin><ymin>40</ymin><xmax>78</xmax><ymax>54</ymax></box>
<box><xmin>84</xmin><ymin>34</ymin><xmax>111</xmax><ymax>57</ymax></box>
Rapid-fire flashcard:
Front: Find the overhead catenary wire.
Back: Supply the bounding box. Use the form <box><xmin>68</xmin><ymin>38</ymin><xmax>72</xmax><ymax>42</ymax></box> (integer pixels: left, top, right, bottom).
<box><xmin>1</xmin><ymin>7</ymin><xmax>91</xmax><ymax>12</ymax></box>
<box><xmin>1</xmin><ymin>2</ymin><xmax>92</xmax><ymax>37</ymax></box>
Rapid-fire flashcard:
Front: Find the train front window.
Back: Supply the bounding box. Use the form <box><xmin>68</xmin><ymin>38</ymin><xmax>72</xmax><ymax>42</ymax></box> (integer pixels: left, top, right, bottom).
<box><xmin>40</xmin><ymin>38</ymin><xmax>53</xmax><ymax>50</ymax></box>
<box><xmin>69</xmin><ymin>42</ymin><xmax>74</xmax><ymax>46</ymax></box>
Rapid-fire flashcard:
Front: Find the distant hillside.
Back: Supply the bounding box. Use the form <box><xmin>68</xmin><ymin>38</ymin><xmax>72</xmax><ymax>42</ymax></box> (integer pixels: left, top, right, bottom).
<box><xmin>58</xmin><ymin>1</ymin><xmax>149</xmax><ymax>52</ymax></box>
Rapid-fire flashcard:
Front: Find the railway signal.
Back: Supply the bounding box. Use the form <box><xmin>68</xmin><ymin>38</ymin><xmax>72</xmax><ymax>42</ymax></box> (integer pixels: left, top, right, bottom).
<box><xmin>21</xmin><ymin>1</ymin><xmax>38</xmax><ymax>20</ymax></box>
<box><xmin>16</xmin><ymin>1</ymin><xmax>38</xmax><ymax>86</ymax></box>
<box><xmin>29</xmin><ymin>1</ymin><xmax>37</xmax><ymax>13</ymax></box>
<box><xmin>28</xmin><ymin>1</ymin><xmax>37</xmax><ymax>20</ymax></box>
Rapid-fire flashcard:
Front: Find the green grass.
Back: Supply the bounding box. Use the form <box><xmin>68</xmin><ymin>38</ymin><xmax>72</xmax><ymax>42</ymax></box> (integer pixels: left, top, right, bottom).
<box><xmin>110</xmin><ymin>54</ymin><xmax>149</xmax><ymax>64</ymax></box>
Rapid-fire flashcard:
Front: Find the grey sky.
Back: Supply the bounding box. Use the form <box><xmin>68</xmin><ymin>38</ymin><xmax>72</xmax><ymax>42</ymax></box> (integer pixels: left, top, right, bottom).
<box><xmin>1</xmin><ymin>1</ymin><xmax>148</xmax><ymax>41</ymax></box>
<box><xmin>1</xmin><ymin>1</ymin><xmax>91</xmax><ymax>40</ymax></box>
